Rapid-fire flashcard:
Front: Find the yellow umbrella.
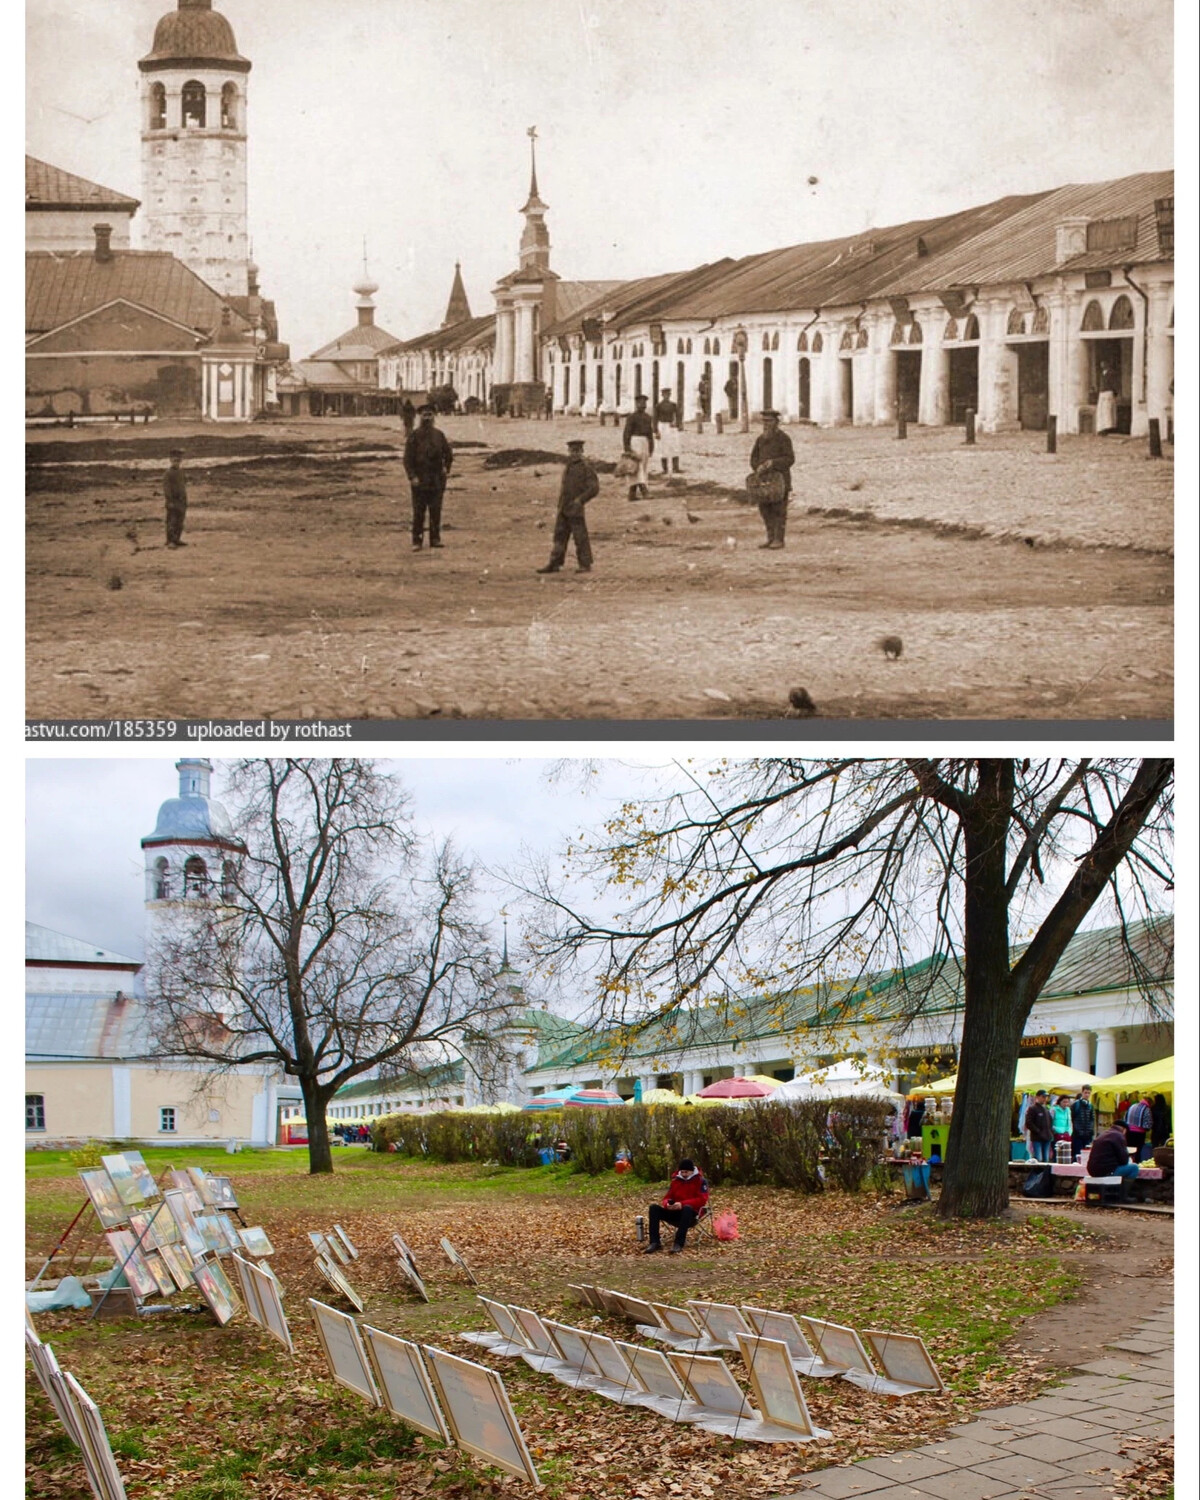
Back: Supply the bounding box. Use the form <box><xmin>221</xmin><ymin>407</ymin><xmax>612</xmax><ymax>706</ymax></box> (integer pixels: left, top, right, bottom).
<box><xmin>641</xmin><ymin>1088</ymin><xmax>687</xmax><ymax>1105</ymax></box>
<box><xmin>912</xmin><ymin>1056</ymin><xmax>1098</xmax><ymax>1098</ymax></box>
<box><xmin>1090</xmin><ymin>1056</ymin><xmax>1173</xmax><ymax>1105</ymax></box>
<box><xmin>682</xmin><ymin>1094</ymin><xmax>729</xmax><ymax>1107</ymax></box>
<box><xmin>743</xmin><ymin>1074</ymin><xmax>785</xmax><ymax>1090</ymax></box>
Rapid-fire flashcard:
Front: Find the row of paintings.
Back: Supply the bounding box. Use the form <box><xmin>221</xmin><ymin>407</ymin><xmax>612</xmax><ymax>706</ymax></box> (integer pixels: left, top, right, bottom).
<box><xmin>308</xmin><ymin>1301</ymin><xmax>540</xmax><ymax>1487</ymax></box>
<box><xmin>231</xmin><ymin>1253</ymin><xmax>293</xmax><ymax>1352</ymax></box>
<box><xmin>79</xmin><ymin>1158</ymin><xmax>240</xmax><ymax>1232</ymax></box>
<box><xmin>26</xmin><ymin>1327</ymin><xmax>128</xmax><ymax>1499</ymax></box>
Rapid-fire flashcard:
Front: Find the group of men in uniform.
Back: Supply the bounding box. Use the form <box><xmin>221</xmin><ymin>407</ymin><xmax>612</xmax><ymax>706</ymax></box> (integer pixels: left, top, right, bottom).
<box><xmin>158</xmin><ymin>403</ymin><xmax>795</xmax><ymax>570</ymax></box>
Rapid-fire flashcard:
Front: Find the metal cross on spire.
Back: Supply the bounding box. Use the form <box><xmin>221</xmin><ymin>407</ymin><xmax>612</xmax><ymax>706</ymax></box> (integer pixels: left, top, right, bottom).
<box><xmin>527</xmin><ymin>125</ymin><xmax>539</xmax><ymax>198</ymax></box>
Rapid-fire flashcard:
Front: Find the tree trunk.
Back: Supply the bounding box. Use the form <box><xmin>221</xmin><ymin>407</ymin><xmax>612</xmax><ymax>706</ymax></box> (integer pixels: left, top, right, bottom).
<box><xmin>301</xmin><ymin>1077</ymin><xmax>335</xmax><ymax>1174</ymax></box>
<box><xmin>938</xmin><ymin>762</ymin><xmax>1020</xmax><ymax>1219</ymax></box>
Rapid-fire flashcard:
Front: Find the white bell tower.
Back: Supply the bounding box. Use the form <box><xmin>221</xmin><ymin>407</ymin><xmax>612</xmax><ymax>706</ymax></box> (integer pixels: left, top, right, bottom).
<box><xmin>138</xmin><ymin>0</ymin><xmax>252</xmax><ymax>299</ymax></box>
<box><xmin>141</xmin><ymin>758</ymin><xmax>245</xmax><ymax>957</ymax></box>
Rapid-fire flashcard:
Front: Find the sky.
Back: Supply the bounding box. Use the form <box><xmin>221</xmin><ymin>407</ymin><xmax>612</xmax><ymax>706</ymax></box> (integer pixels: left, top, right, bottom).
<box><xmin>24</xmin><ymin>755</ymin><xmax>674</xmax><ymax>961</ymax></box>
<box><xmin>24</xmin><ymin>0</ymin><xmax>1176</xmax><ymax>362</ymax></box>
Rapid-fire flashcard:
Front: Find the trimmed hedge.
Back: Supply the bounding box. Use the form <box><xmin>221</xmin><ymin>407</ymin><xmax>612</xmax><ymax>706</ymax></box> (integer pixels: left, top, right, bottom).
<box><xmin>371</xmin><ymin>1097</ymin><xmax>893</xmax><ymax>1193</ymax></box>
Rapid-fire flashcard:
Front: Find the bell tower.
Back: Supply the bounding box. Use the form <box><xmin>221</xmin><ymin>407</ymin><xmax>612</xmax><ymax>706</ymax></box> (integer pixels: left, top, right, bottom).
<box><xmin>138</xmin><ymin>0</ymin><xmax>252</xmax><ymax>298</ymax></box>
<box><xmin>141</xmin><ymin>758</ymin><xmax>245</xmax><ymax>957</ymax></box>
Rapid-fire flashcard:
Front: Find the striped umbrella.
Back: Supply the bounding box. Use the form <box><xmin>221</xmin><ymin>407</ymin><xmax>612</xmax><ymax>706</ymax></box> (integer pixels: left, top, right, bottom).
<box><xmin>562</xmin><ymin>1089</ymin><xmax>626</xmax><ymax>1108</ymax></box>
<box><xmin>520</xmin><ymin>1087</ymin><xmax>581</xmax><ymax>1112</ymax></box>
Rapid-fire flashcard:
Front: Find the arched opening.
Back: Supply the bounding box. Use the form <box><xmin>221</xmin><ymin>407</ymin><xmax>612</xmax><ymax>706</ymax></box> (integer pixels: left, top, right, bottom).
<box><xmin>221</xmin><ymin>83</ymin><xmax>238</xmax><ymax>130</ymax></box>
<box><xmin>797</xmin><ymin>331</ymin><xmax>808</xmax><ymax>353</ymax></box>
<box><xmin>762</xmin><ymin>356</ymin><xmax>774</xmax><ymax>412</ymax></box>
<box><xmin>761</xmin><ymin>332</ymin><xmax>771</xmax><ymax>352</ymax></box>
<box><xmin>909</xmin><ymin>321</ymin><xmax>923</xmax><ymax>344</ymax></box>
<box><xmin>840</xmin><ymin>328</ymin><xmax>854</xmax><ymax>352</ymax></box>
<box><xmin>771</xmin><ymin>331</ymin><xmax>779</xmax><ymax>351</ymax></box>
<box><xmin>634</xmin><ymin>364</ymin><xmax>643</xmax><ymax>400</ymax></box>
<box><xmin>1007</xmin><ymin>308</ymin><xmax>1026</xmax><ymax>336</ymax></box>
<box><xmin>221</xmin><ymin>860</ymin><xmax>237</xmax><ymax>902</ymax></box>
<box><xmin>181</xmin><ymin>81</ymin><xmax>207</xmax><ymax>128</ymax></box>
<box><xmin>703</xmin><ymin>337</ymin><xmax>711</xmax><ymax>356</ymax></box>
<box><xmin>712</xmin><ymin>338</ymin><xmax>721</xmax><ymax>356</ymax></box>
<box><xmin>1081</xmin><ymin>300</ymin><xmax>1105</xmax><ymax>332</ymax></box>
<box><xmin>725</xmin><ymin>361</ymin><xmax>739</xmax><ymax>418</ymax></box>
<box><xmin>811</xmin><ymin>331</ymin><xmax>823</xmax><ymax>354</ymax></box>
<box><xmin>614</xmin><ymin>364</ymin><xmax>622</xmax><ymax>407</ymax></box>
<box><xmin>962</xmin><ymin>315</ymin><xmax>980</xmax><ymax>342</ymax></box>
<box><xmin>856</xmin><ymin>327</ymin><xmax>870</xmax><ymax>350</ymax></box>
<box><xmin>700</xmin><ymin>361</ymin><xmax>712</xmax><ymax>418</ymax></box>
<box><xmin>676</xmin><ymin>359</ymin><xmax>685</xmax><ymax>411</ymax></box>
<box><xmin>943</xmin><ymin>318</ymin><xmax>959</xmax><ymax>342</ymax></box>
<box><xmin>1108</xmin><ymin>295</ymin><xmax>1135</xmax><ymax>330</ymax></box>
<box><xmin>1031</xmin><ymin>306</ymin><xmax>1049</xmax><ymax>335</ymax></box>
<box><xmin>676</xmin><ymin>338</ymin><xmax>685</xmax><ymax>355</ymax></box>
<box><xmin>685</xmin><ymin>338</ymin><xmax>692</xmax><ymax>355</ymax></box>
<box><xmin>152</xmin><ymin>857</ymin><xmax>170</xmax><ymax>901</ymax></box>
<box><xmin>148</xmin><ymin>83</ymin><xmax>166</xmax><ymax>131</ymax></box>
<box><xmin>890</xmin><ymin>323</ymin><xmax>906</xmax><ymax>347</ymax></box>
<box><xmin>798</xmin><ymin>357</ymin><xmax>811</xmax><ymax>420</ymax></box>
<box><xmin>183</xmin><ymin>855</ymin><xmax>209</xmax><ymax>897</ymax></box>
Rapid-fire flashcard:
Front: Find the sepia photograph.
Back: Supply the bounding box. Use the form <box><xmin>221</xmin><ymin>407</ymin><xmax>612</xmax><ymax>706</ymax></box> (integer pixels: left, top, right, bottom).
<box><xmin>24</xmin><ymin>0</ymin><xmax>1174</xmax><ymax>728</ymax></box>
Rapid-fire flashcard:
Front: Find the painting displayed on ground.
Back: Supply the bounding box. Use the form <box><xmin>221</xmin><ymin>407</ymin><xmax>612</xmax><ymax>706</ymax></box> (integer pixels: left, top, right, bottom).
<box><xmin>121</xmin><ymin>1151</ymin><xmax>159</xmax><ymax>1200</ymax></box>
<box><xmin>422</xmin><ymin>1346</ymin><xmax>541</xmax><ymax>1486</ymax></box>
<box><xmin>362</xmin><ymin>1326</ymin><xmax>449</xmax><ymax>1441</ymax></box>
<box><xmin>238</xmin><ymin>1226</ymin><xmax>274</xmax><ymax>1258</ymax></box>
<box><xmin>332</xmin><ymin>1225</ymin><xmax>358</xmax><ymax>1259</ymax></box>
<box><xmin>63</xmin><ymin>1370</ymin><xmax>129</xmax><ymax>1500</ymax></box>
<box><xmin>308</xmin><ymin>1300</ymin><xmax>380</xmax><ymax>1404</ymax></box>
<box><xmin>862</xmin><ymin>1330</ymin><xmax>946</xmax><ymax>1393</ymax></box>
<box><xmin>192</xmin><ymin>1260</ymin><xmax>241</xmax><ymax>1326</ymax></box>
<box><xmin>316</xmin><ymin>1255</ymin><xmax>365</xmax><ymax>1313</ymax></box>
<box><xmin>80</xmin><ymin>1170</ymin><xmax>129</xmax><ymax>1230</ymax></box>
<box><xmin>157</xmin><ymin>1243</ymin><xmax>195</xmax><ymax>1292</ymax></box>
<box><xmin>735</xmin><ymin>1333</ymin><xmax>826</xmax><ymax>1436</ymax></box>
<box><xmin>101</xmin><ymin>1155</ymin><xmax>145</xmax><ymax>1209</ymax></box>
<box><xmin>440</xmin><ymin>1238</ymin><xmax>478</xmax><ymax>1285</ymax></box>
<box><xmin>104</xmin><ymin>1230</ymin><xmax>160</xmax><ymax>1300</ymax></box>
<box><xmin>247</xmin><ymin>1259</ymin><xmax>293</xmax><ymax>1354</ymax></box>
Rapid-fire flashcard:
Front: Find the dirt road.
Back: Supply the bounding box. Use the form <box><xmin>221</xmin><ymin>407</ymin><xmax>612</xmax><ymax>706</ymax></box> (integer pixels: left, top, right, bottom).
<box><xmin>26</xmin><ymin>417</ymin><xmax>1172</xmax><ymax>722</ymax></box>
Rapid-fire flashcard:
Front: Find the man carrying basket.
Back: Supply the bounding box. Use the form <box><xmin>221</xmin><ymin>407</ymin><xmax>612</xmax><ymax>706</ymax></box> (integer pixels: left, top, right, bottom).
<box><xmin>747</xmin><ymin>409</ymin><xmax>795</xmax><ymax>549</ymax></box>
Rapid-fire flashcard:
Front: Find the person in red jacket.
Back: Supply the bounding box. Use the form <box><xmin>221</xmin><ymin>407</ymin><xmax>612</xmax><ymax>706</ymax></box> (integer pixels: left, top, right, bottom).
<box><xmin>645</xmin><ymin>1159</ymin><xmax>709</xmax><ymax>1254</ymax></box>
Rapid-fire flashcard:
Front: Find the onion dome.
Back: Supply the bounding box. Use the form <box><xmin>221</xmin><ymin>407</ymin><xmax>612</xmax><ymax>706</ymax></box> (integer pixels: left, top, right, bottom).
<box><xmin>139</xmin><ymin>1</ymin><xmax>251</xmax><ymax>73</ymax></box>
<box><xmin>141</xmin><ymin>759</ymin><xmax>238</xmax><ymax>846</ymax></box>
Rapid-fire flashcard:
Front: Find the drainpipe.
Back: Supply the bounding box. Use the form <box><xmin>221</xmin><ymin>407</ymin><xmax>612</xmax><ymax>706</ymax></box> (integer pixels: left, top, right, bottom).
<box><xmin>1122</xmin><ymin>267</ymin><xmax>1150</xmax><ymax>404</ymax></box>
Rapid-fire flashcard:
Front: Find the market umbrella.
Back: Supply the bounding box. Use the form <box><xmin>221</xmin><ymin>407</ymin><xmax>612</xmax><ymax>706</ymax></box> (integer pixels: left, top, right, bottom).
<box><xmin>1090</xmin><ymin>1056</ymin><xmax>1174</xmax><ymax>1105</ymax></box>
<box><xmin>682</xmin><ymin>1094</ymin><xmax>729</xmax><ymax>1107</ymax></box>
<box><xmin>640</xmin><ymin>1088</ymin><xmax>687</xmax><ymax>1105</ymax></box>
<box><xmin>743</xmin><ymin>1074</ymin><xmax>785</xmax><ymax>1090</ymax></box>
<box><xmin>520</xmin><ymin>1087</ymin><xmax>582</xmax><ymax>1111</ymax></box>
<box><xmin>562</xmin><ymin>1089</ymin><xmax>626</xmax><ymax>1107</ymax></box>
<box><xmin>911</xmin><ymin>1056</ymin><xmax>1098</xmax><ymax>1099</ymax></box>
<box><xmin>774</xmin><ymin>1066</ymin><xmax>903</xmax><ymax>1104</ymax></box>
<box><xmin>697</xmin><ymin>1077</ymin><xmax>777</xmax><ymax>1099</ymax></box>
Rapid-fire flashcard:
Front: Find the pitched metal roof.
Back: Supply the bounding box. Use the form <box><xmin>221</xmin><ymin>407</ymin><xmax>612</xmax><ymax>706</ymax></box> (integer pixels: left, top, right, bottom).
<box><xmin>390</xmin><ymin>312</ymin><xmax>496</xmax><ymax>355</ymax></box>
<box><xmin>873</xmin><ymin>172</ymin><xmax>1174</xmax><ymax>295</ymax></box>
<box><xmin>26</xmin><ymin>922</ymin><xmax>140</xmax><ymax>967</ymax></box>
<box><xmin>527</xmin><ymin>914</ymin><xmax>1173</xmax><ymax>1073</ymax></box>
<box><xmin>290</xmin><ymin>359</ymin><xmax>364</xmax><ymax>387</ymax></box>
<box><xmin>25</xmin><ymin>250</ymin><xmax>249</xmax><ymax>337</ymax></box>
<box><xmin>25</xmin><ymin>991</ymin><xmax>149</xmax><ymax>1061</ymax></box>
<box><xmin>308</xmin><ymin>321</ymin><xmax>401</xmax><ymax>360</ymax></box>
<box><xmin>25</xmin><ymin>156</ymin><xmax>139</xmax><ymax>211</ymax></box>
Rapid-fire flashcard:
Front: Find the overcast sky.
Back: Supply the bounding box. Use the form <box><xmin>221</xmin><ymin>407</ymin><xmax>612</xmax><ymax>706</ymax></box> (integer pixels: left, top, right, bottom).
<box><xmin>25</xmin><ymin>0</ymin><xmax>1175</xmax><ymax>361</ymax></box>
<box><xmin>24</xmin><ymin>755</ymin><xmax>670</xmax><ymax>961</ymax></box>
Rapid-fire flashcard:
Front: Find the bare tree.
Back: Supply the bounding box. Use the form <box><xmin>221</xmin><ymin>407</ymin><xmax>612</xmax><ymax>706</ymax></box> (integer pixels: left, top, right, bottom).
<box><xmin>518</xmin><ymin>758</ymin><xmax>1173</xmax><ymax>1218</ymax></box>
<box><xmin>143</xmin><ymin>759</ymin><xmax>518</xmax><ymax>1174</ymax></box>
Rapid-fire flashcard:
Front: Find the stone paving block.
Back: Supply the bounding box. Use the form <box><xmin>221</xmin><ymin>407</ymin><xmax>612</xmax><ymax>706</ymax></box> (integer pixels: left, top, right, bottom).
<box><xmin>1108</xmin><ymin>1339</ymin><xmax>1169</xmax><ymax>1354</ymax></box>
<box><xmin>1055</xmin><ymin>1451</ymin><xmax>1139</xmax><ymax>1476</ymax></box>
<box><xmin>922</xmin><ymin>1438</ymin><xmax>1012</xmax><ymax>1468</ymax></box>
<box><xmin>857</xmin><ymin>1453</ymin><xmax>955</xmax><ymax>1484</ymax></box>
<box><xmin>910</xmin><ymin>1470</ymin><xmax>1019</xmax><ymax>1500</ymax></box>
<box><xmin>1036</xmin><ymin>1486</ymin><xmax>1124</xmax><ymax>1500</ymax></box>
<box><xmin>1065</xmin><ymin>1406</ymin><xmax>1138</xmax><ymax>1429</ymax></box>
<box><xmin>1017</xmin><ymin>1416</ymin><xmax>1120</xmax><ymax>1442</ymax></box>
<box><xmin>1073</xmin><ymin>1358</ymin><xmax>1144</xmax><ymax>1377</ymax></box>
<box><xmin>969</xmin><ymin>1405</ymin><xmax>1044</xmax><ymax>1426</ymax></box>
<box><xmin>938</xmin><ymin>1424</ymin><xmax>1017</xmax><ymax>1447</ymax></box>
<box><xmin>969</xmin><ymin>1454</ymin><xmax>1074</xmax><ymax>1488</ymax></box>
<box><xmin>992</xmin><ymin>1433</ymin><xmax>1085</xmax><ymax>1464</ymax></box>
<box><xmin>784</xmin><ymin>1466</ymin><xmax>899</xmax><ymax>1498</ymax></box>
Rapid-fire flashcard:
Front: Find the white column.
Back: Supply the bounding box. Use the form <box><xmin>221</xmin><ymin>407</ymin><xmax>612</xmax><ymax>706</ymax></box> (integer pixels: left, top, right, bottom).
<box><xmin>1069</xmin><ymin>1031</ymin><xmax>1093</xmax><ymax>1074</ymax></box>
<box><xmin>1144</xmin><ymin>283</ymin><xmax>1173</xmax><ymax>434</ymax></box>
<box><xmin>112</xmin><ymin>1065</ymin><xmax>132</xmax><ymax>1137</ymax></box>
<box><xmin>495</xmin><ymin>305</ymin><xmax>515</xmax><ymax>384</ymax></box>
<box><xmin>872</xmin><ymin>328</ymin><xmax>897</xmax><ymax>425</ymax></box>
<box><xmin>683</xmin><ymin>1070</ymin><xmax>702</xmax><ymax>1096</ymax></box>
<box><xmin>514</xmin><ymin>302</ymin><xmax>535</xmax><ymax>383</ymax></box>
<box><xmin>920</xmin><ymin>331</ymin><xmax>950</xmax><ymax>426</ymax></box>
<box><xmin>638</xmin><ymin>1074</ymin><xmax>657</xmax><ymax>1097</ymax></box>
<box><xmin>1093</xmin><ymin>1028</ymin><xmax>1117</xmax><ymax>1080</ymax></box>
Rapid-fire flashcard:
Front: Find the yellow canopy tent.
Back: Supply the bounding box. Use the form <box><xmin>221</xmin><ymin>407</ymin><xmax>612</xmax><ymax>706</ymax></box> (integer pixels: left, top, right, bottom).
<box><xmin>911</xmin><ymin>1056</ymin><xmax>1098</xmax><ymax>1099</ymax></box>
<box><xmin>1090</xmin><ymin>1056</ymin><xmax>1174</xmax><ymax>1105</ymax></box>
<box><xmin>640</xmin><ymin>1088</ymin><xmax>688</xmax><ymax>1105</ymax></box>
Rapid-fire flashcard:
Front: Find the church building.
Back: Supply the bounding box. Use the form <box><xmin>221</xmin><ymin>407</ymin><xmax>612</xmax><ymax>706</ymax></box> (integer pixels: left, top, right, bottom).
<box><xmin>25</xmin><ymin>760</ymin><xmax>293</xmax><ymax>1149</ymax></box>
<box><xmin>25</xmin><ymin>0</ymin><xmax>288</xmax><ymax>423</ymax></box>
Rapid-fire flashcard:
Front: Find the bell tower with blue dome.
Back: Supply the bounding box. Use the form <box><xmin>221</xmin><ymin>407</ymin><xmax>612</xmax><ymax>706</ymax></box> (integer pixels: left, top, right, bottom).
<box><xmin>141</xmin><ymin>759</ymin><xmax>245</xmax><ymax>947</ymax></box>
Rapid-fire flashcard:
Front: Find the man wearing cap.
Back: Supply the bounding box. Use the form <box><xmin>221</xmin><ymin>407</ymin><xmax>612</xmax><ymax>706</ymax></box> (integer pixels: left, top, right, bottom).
<box><xmin>621</xmin><ymin>393</ymin><xmax>654</xmax><ymax>501</ymax></box>
<box><xmin>163</xmin><ymin>449</ymin><xmax>188</xmax><ymax>547</ymax></box>
<box><xmin>654</xmin><ymin>388</ymin><xmax>682</xmax><ymax>474</ymax></box>
<box><xmin>403</xmin><ymin>404</ymin><xmax>454</xmax><ymax>551</ymax></box>
<box><xmin>749</xmin><ymin>409</ymin><xmax>795</xmax><ymax>549</ymax></box>
<box><xmin>537</xmin><ymin>439</ymin><xmax>600</xmax><ymax>574</ymax></box>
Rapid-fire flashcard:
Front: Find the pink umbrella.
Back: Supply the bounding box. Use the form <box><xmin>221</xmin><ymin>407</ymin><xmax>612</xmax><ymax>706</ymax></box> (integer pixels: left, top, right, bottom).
<box><xmin>562</xmin><ymin>1089</ymin><xmax>626</xmax><ymax>1107</ymax></box>
<box><xmin>696</xmin><ymin>1077</ymin><xmax>776</xmax><ymax>1099</ymax></box>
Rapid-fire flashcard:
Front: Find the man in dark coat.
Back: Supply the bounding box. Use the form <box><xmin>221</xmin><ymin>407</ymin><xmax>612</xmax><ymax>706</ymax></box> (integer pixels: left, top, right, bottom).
<box><xmin>537</xmin><ymin>439</ymin><xmax>600</xmax><ymax>573</ymax></box>
<box><xmin>403</xmin><ymin>404</ymin><xmax>454</xmax><ymax>550</ymax></box>
<box><xmin>1024</xmin><ymin>1089</ymin><xmax>1054</xmax><ymax>1162</ymax></box>
<box><xmin>654</xmin><ymin>389</ymin><xmax>681</xmax><ymax>473</ymax></box>
<box><xmin>1086</xmin><ymin>1125</ymin><xmax>1139</xmax><ymax>1184</ymax></box>
<box><xmin>163</xmin><ymin>449</ymin><xmax>188</xmax><ymax>547</ymax></box>
<box><xmin>749</xmin><ymin>410</ymin><xmax>795</xmax><ymax>548</ymax></box>
<box><xmin>1070</xmin><ymin>1085</ymin><xmax>1095</xmax><ymax>1162</ymax></box>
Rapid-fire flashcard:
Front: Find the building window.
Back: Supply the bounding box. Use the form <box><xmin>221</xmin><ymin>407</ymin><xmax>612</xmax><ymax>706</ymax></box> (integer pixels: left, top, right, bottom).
<box><xmin>181</xmin><ymin>80</ymin><xmax>207</xmax><ymax>128</ymax></box>
<box><xmin>160</xmin><ymin>1107</ymin><xmax>177</xmax><ymax>1133</ymax></box>
<box><xmin>1108</xmin><ymin>294</ymin><xmax>1135</xmax><ymax>330</ymax></box>
<box><xmin>183</xmin><ymin>855</ymin><xmax>208</xmax><ymax>896</ymax></box>
<box><xmin>221</xmin><ymin>82</ymin><xmax>238</xmax><ymax>130</ymax></box>
<box><xmin>149</xmin><ymin>83</ymin><xmax>166</xmax><ymax>131</ymax></box>
<box><xmin>26</xmin><ymin>1095</ymin><xmax>46</xmax><ymax>1132</ymax></box>
<box><xmin>811</xmin><ymin>332</ymin><xmax>823</xmax><ymax>353</ymax></box>
<box><xmin>221</xmin><ymin>859</ymin><xmax>237</xmax><ymax>902</ymax></box>
<box><xmin>152</xmin><ymin>856</ymin><xmax>170</xmax><ymax>900</ymax></box>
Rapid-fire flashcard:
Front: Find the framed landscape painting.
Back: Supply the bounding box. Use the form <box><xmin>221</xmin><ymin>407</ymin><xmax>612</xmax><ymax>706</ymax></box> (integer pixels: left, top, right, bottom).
<box><xmin>192</xmin><ymin>1259</ymin><xmax>242</xmax><ymax>1326</ymax></box>
<box><xmin>104</xmin><ymin>1230</ymin><xmax>159</xmax><ymax>1300</ymax></box>
<box><xmin>80</xmin><ymin>1169</ymin><xmax>129</xmax><ymax>1230</ymax></box>
<box><xmin>238</xmin><ymin>1226</ymin><xmax>274</xmax><ymax>1257</ymax></box>
<box><xmin>101</xmin><ymin>1154</ymin><xmax>145</xmax><ymax>1208</ymax></box>
<box><xmin>121</xmin><ymin>1151</ymin><xmax>160</xmax><ymax>1200</ymax></box>
<box><xmin>158</xmin><ymin>1243</ymin><xmax>196</xmax><ymax>1292</ymax></box>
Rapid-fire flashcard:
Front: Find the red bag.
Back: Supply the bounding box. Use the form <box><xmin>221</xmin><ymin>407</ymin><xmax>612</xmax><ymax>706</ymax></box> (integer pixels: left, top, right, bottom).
<box><xmin>713</xmin><ymin>1211</ymin><xmax>739</xmax><ymax>1241</ymax></box>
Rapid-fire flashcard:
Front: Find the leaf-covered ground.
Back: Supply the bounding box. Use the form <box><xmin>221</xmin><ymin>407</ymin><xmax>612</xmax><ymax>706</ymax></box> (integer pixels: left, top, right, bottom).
<box><xmin>27</xmin><ymin>1149</ymin><xmax>1115</xmax><ymax>1500</ymax></box>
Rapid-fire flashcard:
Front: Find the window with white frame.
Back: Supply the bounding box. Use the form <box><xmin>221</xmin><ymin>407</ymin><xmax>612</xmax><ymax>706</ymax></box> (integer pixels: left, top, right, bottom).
<box><xmin>26</xmin><ymin>1094</ymin><xmax>46</xmax><ymax>1131</ymax></box>
<box><xmin>160</xmin><ymin>1106</ymin><xmax>177</xmax><ymax>1133</ymax></box>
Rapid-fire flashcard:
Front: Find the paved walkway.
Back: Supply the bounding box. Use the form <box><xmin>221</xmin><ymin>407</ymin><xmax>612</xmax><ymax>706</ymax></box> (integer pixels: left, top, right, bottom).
<box><xmin>782</xmin><ymin>1305</ymin><xmax>1173</xmax><ymax>1500</ymax></box>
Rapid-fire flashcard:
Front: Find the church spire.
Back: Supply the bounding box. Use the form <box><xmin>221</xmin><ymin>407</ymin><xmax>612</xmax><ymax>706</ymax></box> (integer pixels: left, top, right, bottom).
<box><xmin>521</xmin><ymin>125</ymin><xmax>547</xmax><ymax>213</ymax></box>
<box><xmin>441</xmin><ymin>262</ymin><xmax>471</xmax><ymax>327</ymax></box>
<box><xmin>517</xmin><ymin>127</ymin><xmax>550</xmax><ymax>272</ymax></box>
